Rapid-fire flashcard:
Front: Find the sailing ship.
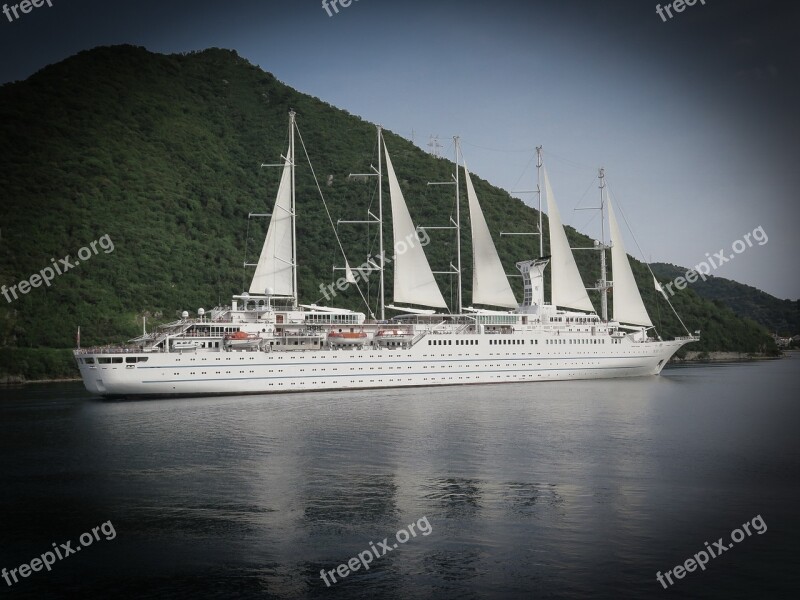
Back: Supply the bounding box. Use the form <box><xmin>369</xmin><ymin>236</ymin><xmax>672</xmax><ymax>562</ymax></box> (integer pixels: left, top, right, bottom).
<box><xmin>74</xmin><ymin>111</ymin><xmax>697</xmax><ymax>398</ymax></box>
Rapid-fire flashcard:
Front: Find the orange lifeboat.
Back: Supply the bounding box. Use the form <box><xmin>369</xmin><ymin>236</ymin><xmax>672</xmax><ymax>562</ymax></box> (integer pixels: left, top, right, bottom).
<box><xmin>327</xmin><ymin>331</ymin><xmax>367</xmax><ymax>347</ymax></box>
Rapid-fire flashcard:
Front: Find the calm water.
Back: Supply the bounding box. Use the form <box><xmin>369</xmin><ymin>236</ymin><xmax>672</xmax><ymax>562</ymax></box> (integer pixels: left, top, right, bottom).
<box><xmin>1</xmin><ymin>356</ymin><xmax>798</xmax><ymax>599</ymax></box>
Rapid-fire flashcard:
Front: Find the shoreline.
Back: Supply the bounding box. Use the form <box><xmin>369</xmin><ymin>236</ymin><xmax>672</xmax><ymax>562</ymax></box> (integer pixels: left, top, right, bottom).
<box><xmin>670</xmin><ymin>351</ymin><xmax>784</xmax><ymax>364</ymax></box>
<box><xmin>1</xmin><ymin>376</ymin><xmax>82</xmax><ymax>386</ymax></box>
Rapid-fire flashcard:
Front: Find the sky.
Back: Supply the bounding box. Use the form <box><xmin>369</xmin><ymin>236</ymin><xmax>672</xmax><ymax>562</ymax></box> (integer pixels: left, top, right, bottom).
<box><xmin>1</xmin><ymin>0</ymin><xmax>798</xmax><ymax>299</ymax></box>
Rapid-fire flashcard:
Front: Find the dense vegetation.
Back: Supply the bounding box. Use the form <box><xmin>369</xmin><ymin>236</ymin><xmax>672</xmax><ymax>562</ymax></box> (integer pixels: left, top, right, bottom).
<box><xmin>0</xmin><ymin>46</ymin><xmax>778</xmax><ymax>380</ymax></box>
<box><xmin>652</xmin><ymin>263</ymin><xmax>799</xmax><ymax>336</ymax></box>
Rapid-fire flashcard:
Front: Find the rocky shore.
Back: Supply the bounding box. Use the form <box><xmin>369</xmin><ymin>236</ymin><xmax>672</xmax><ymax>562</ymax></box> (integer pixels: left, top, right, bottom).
<box><xmin>671</xmin><ymin>351</ymin><xmax>782</xmax><ymax>363</ymax></box>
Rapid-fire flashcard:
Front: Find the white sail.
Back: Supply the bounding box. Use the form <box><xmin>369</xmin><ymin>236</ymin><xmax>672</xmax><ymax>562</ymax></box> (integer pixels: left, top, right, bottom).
<box><xmin>608</xmin><ymin>196</ymin><xmax>653</xmax><ymax>327</ymax></box>
<box><xmin>249</xmin><ymin>152</ymin><xmax>293</xmax><ymax>296</ymax></box>
<box><xmin>464</xmin><ymin>167</ymin><xmax>517</xmax><ymax>308</ymax></box>
<box><xmin>544</xmin><ymin>167</ymin><xmax>594</xmax><ymax>313</ymax></box>
<box><xmin>384</xmin><ymin>145</ymin><xmax>447</xmax><ymax>309</ymax></box>
<box><xmin>344</xmin><ymin>261</ymin><xmax>357</xmax><ymax>284</ymax></box>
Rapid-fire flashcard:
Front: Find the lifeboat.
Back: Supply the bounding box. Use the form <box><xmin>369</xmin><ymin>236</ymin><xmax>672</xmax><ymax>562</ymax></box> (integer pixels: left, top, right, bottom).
<box><xmin>173</xmin><ymin>340</ymin><xmax>201</xmax><ymax>352</ymax></box>
<box><xmin>374</xmin><ymin>328</ymin><xmax>413</xmax><ymax>347</ymax></box>
<box><xmin>327</xmin><ymin>331</ymin><xmax>367</xmax><ymax>348</ymax></box>
<box><xmin>224</xmin><ymin>331</ymin><xmax>262</xmax><ymax>350</ymax></box>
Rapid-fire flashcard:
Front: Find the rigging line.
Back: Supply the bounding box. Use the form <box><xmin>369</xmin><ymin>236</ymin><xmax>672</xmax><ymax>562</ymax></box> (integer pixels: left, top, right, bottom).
<box><xmin>577</xmin><ymin>210</ymin><xmax>600</xmax><ymax>236</ymax></box>
<box><xmin>441</xmin><ymin>138</ymin><xmax>455</xmax><ymax>156</ymax></box>
<box><xmin>544</xmin><ymin>149</ymin><xmax>597</xmax><ymax>172</ymax></box>
<box><xmin>572</xmin><ymin>174</ymin><xmax>603</xmax><ymax>232</ymax></box>
<box><xmin>295</xmin><ymin>124</ymin><xmax>375</xmax><ymax>318</ymax></box>
<box><xmin>573</xmin><ymin>173</ymin><xmax>601</xmax><ymax>210</ymax></box>
<box><xmin>352</xmin><ymin>174</ymin><xmax>380</xmax><ymax>313</ymax></box>
<box><xmin>606</xmin><ymin>179</ymin><xmax>693</xmax><ymax>337</ymax></box>
<box><xmin>653</xmin><ymin>253</ymin><xmax>663</xmax><ymax>338</ymax></box>
<box><xmin>460</xmin><ymin>139</ymin><xmax>537</xmax><ymax>154</ymax></box>
<box><xmin>510</xmin><ymin>151</ymin><xmax>536</xmax><ymax>194</ymax></box>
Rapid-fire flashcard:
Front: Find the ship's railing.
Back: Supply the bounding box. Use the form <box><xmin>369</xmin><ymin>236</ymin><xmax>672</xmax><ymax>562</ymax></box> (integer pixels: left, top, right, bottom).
<box><xmin>410</xmin><ymin>330</ymin><xmax>429</xmax><ymax>347</ymax></box>
<box><xmin>209</xmin><ymin>306</ymin><xmax>229</xmax><ymax>321</ymax></box>
<box><xmin>74</xmin><ymin>346</ymin><xmax>141</xmax><ymax>355</ymax></box>
<box><xmin>159</xmin><ymin>319</ymin><xmax>187</xmax><ymax>329</ymax></box>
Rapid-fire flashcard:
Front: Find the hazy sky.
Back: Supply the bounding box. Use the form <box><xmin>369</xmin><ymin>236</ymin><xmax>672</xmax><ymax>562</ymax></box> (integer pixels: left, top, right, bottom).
<box><xmin>2</xmin><ymin>0</ymin><xmax>797</xmax><ymax>298</ymax></box>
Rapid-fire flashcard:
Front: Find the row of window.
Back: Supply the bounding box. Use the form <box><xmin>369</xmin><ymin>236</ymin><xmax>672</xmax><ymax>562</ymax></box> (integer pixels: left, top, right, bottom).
<box><xmin>426</xmin><ymin>337</ymin><xmax>608</xmax><ymax>347</ymax></box>
<box><xmin>475</xmin><ymin>315</ymin><xmax>519</xmax><ymax>325</ymax></box>
<box><xmin>163</xmin><ymin>365</ymin><xmax>603</xmax><ymax>380</ymax></box>
<box><xmin>206</xmin><ymin>372</ymin><xmax>573</xmax><ymax>386</ymax></box>
<box><xmin>79</xmin><ymin>356</ymin><xmax>149</xmax><ymax>364</ymax></box>
<box><xmin>305</xmin><ymin>314</ymin><xmax>361</xmax><ymax>324</ymax></box>
<box><xmin>565</xmin><ymin>316</ymin><xmax>599</xmax><ymax>323</ymax></box>
<box><xmin>190</xmin><ymin>327</ymin><xmax>240</xmax><ymax>335</ymax></box>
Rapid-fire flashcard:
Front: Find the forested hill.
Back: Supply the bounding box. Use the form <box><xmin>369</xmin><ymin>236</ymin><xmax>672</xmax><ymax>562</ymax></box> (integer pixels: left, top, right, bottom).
<box><xmin>651</xmin><ymin>263</ymin><xmax>799</xmax><ymax>336</ymax></box>
<box><xmin>0</xmin><ymin>45</ymin><xmax>776</xmax><ymax>361</ymax></box>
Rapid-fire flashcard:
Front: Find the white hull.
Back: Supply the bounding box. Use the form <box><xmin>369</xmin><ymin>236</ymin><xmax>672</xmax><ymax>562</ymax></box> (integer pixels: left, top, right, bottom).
<box><xmin>75</xmin><ymin>334</ymin><xmax>690</xmax><ymax>398</ymax></box>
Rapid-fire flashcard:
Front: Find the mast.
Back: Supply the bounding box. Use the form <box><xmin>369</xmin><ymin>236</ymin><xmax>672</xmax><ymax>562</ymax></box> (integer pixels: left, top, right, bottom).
<box><xmin>289</xmin><ymin>110</ymin><xmax>298</xmax><ymax>308</ymax></box>
<box><xmin>536</xmin><ymin>146</ymin><xmax>544</xmax><ymax>258</ymax></box>
<box><xmin>423</xmin><ymin>136</ymin><xmax>462</xmax><ymax>312</ymax></box>
<box><xmin>341</xmin><ymin>126</ymin><xmax>385</xmax><ymax>319</ymax></box>
<box><xmin>504</xmin><ymin>147</ymin><xmax>542</xmax><ymax>259</ymax></box>
<box><xmin>249</xmin><ymin>111</ymin><xmax>297</xmax><ymax>301</ymax></box>
<box><xmin>454</xmin><ymin>136</ymin><xmax>462</xmax><ymax>313</ymax></box>
<box><xmin>378</xmin><ymin>126</ymin><xmax>385</xmax><ymax>321</ymax></box>
<box><xmin>598</xmin><ymin>168</ymin><xmax>609</xmax><ymax>322</ymax></box>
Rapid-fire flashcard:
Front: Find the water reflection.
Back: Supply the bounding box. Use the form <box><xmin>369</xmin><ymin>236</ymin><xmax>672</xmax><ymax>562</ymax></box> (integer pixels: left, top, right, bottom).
<box><xmin>1</xmin><ymin>359</ymin><xmax>798</xmax><ymax>599</ymax></box>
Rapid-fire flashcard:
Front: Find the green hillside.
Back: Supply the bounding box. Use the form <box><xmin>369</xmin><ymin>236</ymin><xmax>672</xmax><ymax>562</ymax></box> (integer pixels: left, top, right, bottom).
<box><xmin>0</xmin><ymin>45</ymin><xmax>777</xmax><ymax>379</ymax></box>
<box><xmin>651</xmin><ymin>263</ymin><xmax>799</xmax><ymax>336</ymax></box>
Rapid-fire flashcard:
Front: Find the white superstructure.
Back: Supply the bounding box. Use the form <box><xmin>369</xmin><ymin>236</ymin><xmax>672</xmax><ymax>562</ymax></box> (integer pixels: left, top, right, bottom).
<box><xmin>75</xmin><ymin>112</ymin><xmax>697</xmax><ymax>398</ymax></box>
